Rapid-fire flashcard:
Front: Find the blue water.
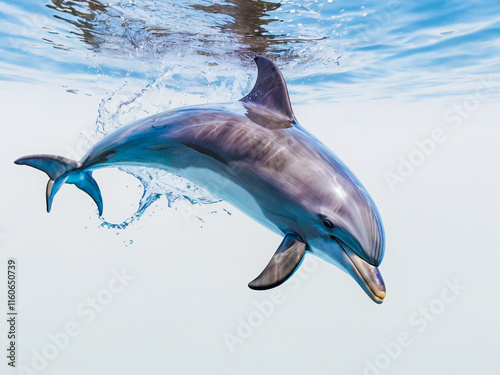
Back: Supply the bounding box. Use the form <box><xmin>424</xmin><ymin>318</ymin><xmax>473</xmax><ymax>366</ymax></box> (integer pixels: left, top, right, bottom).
<box><xmin>2</xmin><ymin>0</ymin><xmax>500</xmax><ymax>101</ymax></box>
<box><xmin>2</xmin><ymin>0</ymin><xmax>499</xmax><ymax>225</ymax></box>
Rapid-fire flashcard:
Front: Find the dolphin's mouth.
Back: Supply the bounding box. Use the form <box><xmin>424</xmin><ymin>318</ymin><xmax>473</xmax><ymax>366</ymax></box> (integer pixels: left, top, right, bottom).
<box><xmin>336</xmin><ymin>239</ymin><xmax>386</xmax><ymax>304</ymax></box>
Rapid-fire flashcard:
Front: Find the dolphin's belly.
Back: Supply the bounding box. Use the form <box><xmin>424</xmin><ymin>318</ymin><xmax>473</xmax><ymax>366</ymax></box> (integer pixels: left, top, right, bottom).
<box><xmin>180</xmin><ymin>165</ymin><xmax>282</xmax><ymax>235</ymax></box>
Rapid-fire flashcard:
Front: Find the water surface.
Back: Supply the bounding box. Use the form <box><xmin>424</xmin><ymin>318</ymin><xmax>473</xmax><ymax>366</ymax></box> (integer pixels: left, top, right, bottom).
<box><xmin>2</xmin><ymin>0</ymin><xmax>499</xmax><ymax>101</ymax></box>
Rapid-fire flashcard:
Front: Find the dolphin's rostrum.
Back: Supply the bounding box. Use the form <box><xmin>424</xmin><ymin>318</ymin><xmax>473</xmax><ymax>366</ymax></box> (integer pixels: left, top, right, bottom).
<box><xmin>15</xmin><ymin>56</ymin><xmax>386</xmax><ymax>303</ymax></box>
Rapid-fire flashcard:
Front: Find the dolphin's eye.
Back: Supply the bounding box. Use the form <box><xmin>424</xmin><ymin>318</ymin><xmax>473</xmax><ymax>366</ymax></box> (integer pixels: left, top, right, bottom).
<box><xmin>323</xmin><ymin>219</ymin><xmax>335</xmax><ymax>229</ymax></box>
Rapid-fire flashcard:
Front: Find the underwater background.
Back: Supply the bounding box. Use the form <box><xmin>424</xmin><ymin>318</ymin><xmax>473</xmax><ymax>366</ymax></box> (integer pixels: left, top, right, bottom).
<box><xmin>1</xmin><ymin>0</ymin><xmax>499</xmax><ymax>374</ymax></box>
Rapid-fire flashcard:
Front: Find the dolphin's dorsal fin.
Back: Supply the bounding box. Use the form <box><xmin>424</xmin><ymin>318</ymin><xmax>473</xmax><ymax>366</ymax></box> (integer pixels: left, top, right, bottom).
<box><xmin>240</xmin><ymin>56</ymin><xmax>295</xmax><ymax>121</ymax></box>
<box><xmin>248</xmin><ymin>233</ymin><xmax>306</xmax><ymax>290</ymax></box>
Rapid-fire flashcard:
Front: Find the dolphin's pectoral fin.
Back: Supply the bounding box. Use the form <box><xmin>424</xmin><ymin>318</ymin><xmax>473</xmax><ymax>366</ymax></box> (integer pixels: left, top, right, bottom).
<box><xmin>248</xmin><ymin>233</ymin><xmax>306</xmax><ymax>290</ymax></box>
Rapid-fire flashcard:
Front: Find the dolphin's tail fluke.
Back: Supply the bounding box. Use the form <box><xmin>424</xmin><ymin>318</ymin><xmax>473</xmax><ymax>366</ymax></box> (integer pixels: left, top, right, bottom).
<box><xmin>14</xmin><ymin>154</ymin><xmax>103</xmax><ymax>216</ymax></box>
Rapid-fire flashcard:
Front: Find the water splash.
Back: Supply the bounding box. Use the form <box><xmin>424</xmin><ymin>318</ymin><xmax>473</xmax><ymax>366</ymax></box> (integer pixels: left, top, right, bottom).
<box><xmin>93</xmin><ymin>61</ymin><xmax>251</xmax><ymax>229</ymax></box>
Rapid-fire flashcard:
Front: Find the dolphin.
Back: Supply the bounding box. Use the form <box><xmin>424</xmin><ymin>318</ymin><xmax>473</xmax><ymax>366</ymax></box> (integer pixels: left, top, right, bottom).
<box><xmin>15</xmin><ymin>56</ymin><xmax>386</xmax><ymax>303</ymax></box>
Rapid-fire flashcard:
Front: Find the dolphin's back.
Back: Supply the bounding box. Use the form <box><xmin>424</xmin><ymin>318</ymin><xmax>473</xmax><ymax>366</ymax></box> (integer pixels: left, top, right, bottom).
<box><xmin>82</xmin><ymin>99</ymin><xmax>357</xmax><ymax>209</ymax></box>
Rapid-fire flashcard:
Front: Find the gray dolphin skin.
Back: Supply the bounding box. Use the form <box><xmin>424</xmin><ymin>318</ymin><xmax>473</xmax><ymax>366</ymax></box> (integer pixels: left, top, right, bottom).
<box><xmin>15</xmin><ymin>56</ymin><xmax>386</xmax><ymax>303</ymax></box>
